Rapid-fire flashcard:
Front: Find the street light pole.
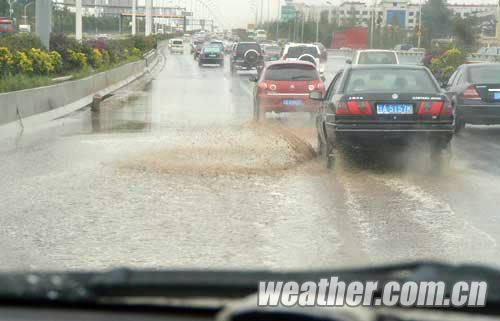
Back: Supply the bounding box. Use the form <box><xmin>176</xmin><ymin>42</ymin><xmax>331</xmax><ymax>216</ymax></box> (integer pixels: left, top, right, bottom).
<box><xmin>23</xmin><ymin>1</ymin><xmax>35</xmax><ymax>26</ymax></box>
<box><xmin>417</xmin><ymin>0</ymin><xmax>422</xmax><ymax>48</ymax></box>
<box><xmin>132</xmin><ymin>0</ymin><xmax>136</xmax><ymax>35</ymax></box>
<box><xmin>276</xmin><ymin>0</ymin><xmax>281</xmax><ymax>40</ymax></box>
<box><xmin>76</xmin><ymin>0</ymin><xmax>82</xmax><ymax>41</ymax></box>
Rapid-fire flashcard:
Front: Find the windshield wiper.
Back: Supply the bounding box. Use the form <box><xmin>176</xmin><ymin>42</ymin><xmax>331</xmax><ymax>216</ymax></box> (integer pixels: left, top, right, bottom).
<box><xmin>0</xmin><ymin>262</ymin><xmax>499</xmax><ymax>312</ymax></box>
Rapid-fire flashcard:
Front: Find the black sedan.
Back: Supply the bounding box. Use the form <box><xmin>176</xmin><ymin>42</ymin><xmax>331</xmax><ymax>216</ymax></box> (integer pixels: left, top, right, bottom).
<box><xmin>444</xmin><ymin>63</ymin><xmax>500</xmax><ymax>132</ymax></box>
<box><xmin>311</xmin><ymin>65</ymin><xmax>454</xmax><ymax>168</ymax></box>
<box><xmin>198</xmin><ymin>46</ymin><xmax>224</xmax><ymax>67</ymax></box>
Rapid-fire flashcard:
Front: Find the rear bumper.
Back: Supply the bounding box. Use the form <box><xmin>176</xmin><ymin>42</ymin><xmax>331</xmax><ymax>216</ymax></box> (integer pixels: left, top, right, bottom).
<box><xmin>259</xmin><ymin>95</ymin><xmax>320</xmax><ymax>113</ymax></box>
<box><xmin>326</xmin><ymin>122</ymin><xmax>454</xmax><ymax>144</ymax></box>
<box><xmin>457</xmin><ymin>104</ymin><xmax>500</xmax><ymax>124</ymax></box>
<box><xmin>199</xmin><ymin>58</ymin><xmax>223</xmax><ymax>64</ymax></box>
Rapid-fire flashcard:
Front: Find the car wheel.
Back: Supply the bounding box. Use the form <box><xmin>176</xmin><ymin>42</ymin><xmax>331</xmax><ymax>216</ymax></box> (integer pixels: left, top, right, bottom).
<box><xmin>317</xmin><ymin>132</ymin><xmax>325</xmax><ymax>157</ymax></box>
<box><xmin>326</xmin><ymin>142</ymin><xmax>335</xmax><ymax>169</ymax></box>
<box><xmin>253</xmin><ymin>101</ymin><xmax>261</xmax><ymax>121</ymax></box>
<box><xmin>455</xmin><ymin>119</ymin><xmax>466</xmax><ymax>134</ymax></box>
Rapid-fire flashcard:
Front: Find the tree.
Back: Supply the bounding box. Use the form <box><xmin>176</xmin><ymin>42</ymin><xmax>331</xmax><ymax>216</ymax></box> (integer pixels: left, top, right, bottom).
<box><xmin>451</xmin><ymin>15</ymin><xmax>480</xmax><ymax>50</ymax></box>
<box><xmin>422</xmin><ymin>0</ymin><xmax>452</xmax><ymax>39</ymax></box>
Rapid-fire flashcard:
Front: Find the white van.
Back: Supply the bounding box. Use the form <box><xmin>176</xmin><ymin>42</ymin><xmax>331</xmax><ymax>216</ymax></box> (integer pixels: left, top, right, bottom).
<box><xmin>170</xmin><ymin>38</ymin><xmax>184</xmax><ymax>54</ymax></box>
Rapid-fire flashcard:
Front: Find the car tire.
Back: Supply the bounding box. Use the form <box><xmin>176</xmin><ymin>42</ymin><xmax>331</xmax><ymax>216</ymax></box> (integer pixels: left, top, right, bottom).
<box><xmin>317</xmin><ymin>132</ymin><xmax>325</xmax><ymax>157</ymax></box>
<box><xmin>253</xmin><ymin>101</ymin><xmax>261</xmax><ymax>122</ymax></box>
<box><xmin>455</xmin><ymin>119</ymin><xmax>466</xmax><ymax>134</ymax></box>
<box><xmin>326</xmin><ymin>142</ymin><xmax>335</xmax><ymax>169</ymax></box>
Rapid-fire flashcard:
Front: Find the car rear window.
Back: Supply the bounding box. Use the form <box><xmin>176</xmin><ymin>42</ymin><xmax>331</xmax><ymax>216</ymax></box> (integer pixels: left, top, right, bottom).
<box><xmin>236</xmin><ymin>43</ymin><xmax>261</xmax><ymax>54</ymax></box>
<box><xmin>203</xmin><ymin>47</ymin><xmax>221</xmax><ymax>53</ymax></box>
<box><xmin>468</xmin><ymin>65</ymin><xmax>500</xmax><ymax>83</ymax></box>
<box><xmin>265</xmin><ymin>64</ymin><xmax>319</xmax><ymax>81</ymax></box>
<box><xmin>344</xmin><ymin>69</ymin><xmax>438</xmax><ymax>93</ymax></box>
<box><xmin>265</xmin><ymin>46</ymin><xmax>281</xmax><ymax>54</ymax></box>
<box><xmin>287</xmin><ymin>46</ymin><xmax>319</xmax><ymax>58</ymax></box>
<box><xmin>173</xmin><ymin>40</ymin><xmax>183</xmax><ymax>45</ymax></box>
<box><xmin>358</xmin><ymin>52</ymin><xmax>398</xmax><ymax>64</ymax></box>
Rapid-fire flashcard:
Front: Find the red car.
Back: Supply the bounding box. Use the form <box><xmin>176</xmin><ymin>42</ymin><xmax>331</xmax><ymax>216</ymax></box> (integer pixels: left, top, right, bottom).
<box><xmin>251</xmin><ymin>61</ymin><xmax>325</xmax><ymax>121</ymax></box>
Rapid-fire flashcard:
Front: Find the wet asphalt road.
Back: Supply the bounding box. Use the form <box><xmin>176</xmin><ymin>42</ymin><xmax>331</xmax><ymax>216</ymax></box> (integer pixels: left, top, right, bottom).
<box><xmin>1</xmin><ymin>46</ymin><xmax>500</xmax><ymax>272</ymax></box>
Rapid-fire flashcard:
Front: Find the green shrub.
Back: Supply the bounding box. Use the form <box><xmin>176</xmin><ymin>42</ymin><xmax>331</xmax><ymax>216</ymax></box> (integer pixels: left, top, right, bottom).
<box><xmin>27</xmin><ymin>48</ymin><xmax>55</xmax><ymax>75</ymax></box>
<box><xmin>88</xmin><ymin>48</ymin><xmax>104</xmax><ymax>69</ymax></box>
<box><xmin>0</xmin><ymin>47</ymin><xmax>15</xmax><ymax>76</ymax></box>
<box><xmin>50</xmin><ymin>51</ymin><xmax>63</xmax><ymax>74</ymax></box>
<box><xmin>15</xmin><ymin>51</ymin><xmax>33</xmax><ymax>74</ymax></box>
<box><xmin>430</xmin><ymin>47</ymin><xmax>467</xmax><ymax>82</ymax></box>
<box><xmin>0</xmin><ymin>33</ymin><xmax>44</xmax><ymax>51</ymax></box>
<box><xmin>131</xmin><ymin>47</ymin><xmax>141</xmax><ymax>57</ymax></box>
<box><xmin>67</xmin><ymin>49</ymin><xmax>88</xmax><ymax>70</ymax></box>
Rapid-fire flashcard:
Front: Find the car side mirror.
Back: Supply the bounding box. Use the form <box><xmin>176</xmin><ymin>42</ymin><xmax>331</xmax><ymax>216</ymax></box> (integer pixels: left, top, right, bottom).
<box><xmin>309</xmin><ymin>91</ymin><xmax>324</xmax><ymax>101</ymax></box>
<box><xmin>249</xmin><ymin>75</ymin><xmax>259</xmax><ymax>82</ymax></box>
<box><xmin>345</xmin><ymin>59</ymin><xmax>352</xmax><ymax>64</ymax></box>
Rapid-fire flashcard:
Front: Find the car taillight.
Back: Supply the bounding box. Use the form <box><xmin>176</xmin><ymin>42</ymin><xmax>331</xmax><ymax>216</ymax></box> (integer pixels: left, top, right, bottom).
<box><xmin>463</xmin><ymin>85</ymin><xmax>481</xmax><ymax>99</ymax></box>
<box><xmin>418</xmin><ymin>101</ymin><xmax>444</xmax><ymax>116</ymax></box>
<box><xmin>336</xmin><ymin>100</ymin><xmax>372</xmax><ymax>115</ymax></box>
<box><xmin>440</xmin><ymin>101</ymin><xmax>453</xmax><ymax>116</ymax></box>
<box><xmin>257</xmin><ymin>82</ymin><xmax>268</xmax><ymax>94</ymax></box>
<box><xmin>317</xmin><ymin>82</ymin><xmax>324</xmax><ymax>90</ymax></box>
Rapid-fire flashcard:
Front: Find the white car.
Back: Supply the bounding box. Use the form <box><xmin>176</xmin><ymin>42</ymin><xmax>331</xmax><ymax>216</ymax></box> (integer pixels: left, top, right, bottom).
<box><xmin>281</xmin><ymin>43</ymin><xmax>323</xmax><ymax>74</ymax></box>
<box><xmin>349</xmin><ymin>50</ymin><xmax>400</xmax><ymax>65</ymax></box>
<box><xmin>170</xmin><ymin>38</ymin><xmax>185</xmax><ymax>54</ymax></box>
<box><xmin>255</xmin><ymin>29</ymin><xmax>267</xmax><ymax>42</ymax></box>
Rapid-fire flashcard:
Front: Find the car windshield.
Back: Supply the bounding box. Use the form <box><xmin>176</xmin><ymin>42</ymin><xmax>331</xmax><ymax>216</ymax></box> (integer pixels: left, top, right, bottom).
<box><xmin>203</xmin><ymin>46</ymin><xmax>221</xmax><ymax>53</ymax></box>
<box><xmin>236</xmin><ymin>43</ymin><xmax>260</xmax><ymax>54</ymax></box>
<box><xmin>358</xmin><ymin>52</ymin><xmax>398</xmax><ymax>64</ymax></box>
<box><xmin>173</xmin><ymin>40</ymin><xmax>183</xmax><ymax>45</ymax></box>
<box><xmin>468</xmin><ymin>65</ymin><xmax>500</xmax><ymax>83</ymax></box>
<box><xmin>287</xmin><ymin>46</ymin><xmax>319</xmax><ymax>58</ymax></box>
<box><xmin>265</xmin><ymin>64</ymin><xmax>319</xmax><ymax>81</ymax></box>
<box><xmin>345</xmin><ymin>68</ymin><xmax>438</xmax><ymax>93</ymax></box>
<box><xmin>265</xmin><ymin>46</ymin><xmax>281</xmax><ymax>54</ymax></box>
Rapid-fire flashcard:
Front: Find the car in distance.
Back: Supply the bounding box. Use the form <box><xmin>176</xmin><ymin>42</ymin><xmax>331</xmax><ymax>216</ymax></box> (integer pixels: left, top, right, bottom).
<box><xmin>445</xmin><ymin>63</ymin><xmax>500</xmax><ymax>132</ymax></box>
<box><xmin>348</xmin><ymin>49</ymin><xmax>400</xmax><ymax>65</ymax></box>
<box><xmin>281</xmin><ymin>43</ymin><xmax>323</xmax><ymax>74</ymax></box>
<box><xmin>230</xmin><ymin>42</ymin><xmax>264</xmax><ymax>75</ymax></box>
<box><xmin>262</xmin><ymin>44</ymin><xmax>282</xmax><ymax>62</ymax></box>
<box><xmin>251</xmin><ymin>61</ymin><xmax>325</xmax><ymax>121</ymax></box>
<box><xmin>169</xmin><ymin>38</ymin><xmax>185</xmax><ymax>54</ymax></box>
<box><xmin>312</xmin><ymin>65</ymin><xmax>454</xmax><ymax>168</ymax></box>
<box><xmin>255</xmin><ymin>29</ymin><xmax>267</xmax><ymax>42</ymax></box>
<box><xmin>198</xmin><ymin>46</ymin><xmax>224</xmax><ymax>67</ymax></box>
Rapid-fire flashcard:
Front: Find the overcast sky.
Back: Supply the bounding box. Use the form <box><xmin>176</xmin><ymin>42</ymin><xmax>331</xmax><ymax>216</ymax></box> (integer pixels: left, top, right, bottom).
<box><xmin>146</xmin><ymin>0</ymin><xmax>498</xmax><ymax>29</ymax></box>
<box><xmin>210</xmin><ymin>0</ymin><xmax>498</xmax><ymax>28</ymax></box>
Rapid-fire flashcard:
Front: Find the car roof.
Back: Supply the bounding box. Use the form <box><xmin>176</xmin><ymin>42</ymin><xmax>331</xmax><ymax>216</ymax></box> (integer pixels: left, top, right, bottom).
<box><xmin>238</xmin><ymin>42</ymin><xmax>259</xmax><ymax>45</ymax></box>
<box><xmin>346</xmin><ymin>64</ymin><xmax>428</xmax><ymax>71</ymax></box>
<box><xmin>463</xmin><ymin>63</ymin><xmax>500</xmax><ymax>68</ymax></box>
<box><xmin>265</xmin><ymin>60</ymin><xmax>316</xmax><ymax>68</ymax></box>
<box><xmin>286</xmin><ymin>43</ymin><xmax>319</xmax><ymax>47</ymax></box>
<box><xmin>357</xmin><ymin>49</ymin><xmax>397</xmax><ymax>53</ymax></box>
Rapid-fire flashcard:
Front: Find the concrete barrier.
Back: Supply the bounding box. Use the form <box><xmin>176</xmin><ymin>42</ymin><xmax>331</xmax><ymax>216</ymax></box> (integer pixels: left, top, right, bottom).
<box><xmin>0</xmin><ymin>55</ymin><xmax>153</xmax><ymax>126</ymax></box>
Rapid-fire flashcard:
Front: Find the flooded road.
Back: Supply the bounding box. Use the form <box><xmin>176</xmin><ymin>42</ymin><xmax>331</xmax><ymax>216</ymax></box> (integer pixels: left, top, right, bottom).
<box><xmin>1</xmin><ymin>46</ymin><xmax>500</xmax><ymax>272</ymax></box>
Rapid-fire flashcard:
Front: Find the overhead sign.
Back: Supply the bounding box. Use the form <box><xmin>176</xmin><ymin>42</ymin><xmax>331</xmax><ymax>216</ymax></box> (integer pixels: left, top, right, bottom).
<box><xmin>281</xmin><ymin>5</ymin><xmax>297</xmax><ymax>21</ymax></box>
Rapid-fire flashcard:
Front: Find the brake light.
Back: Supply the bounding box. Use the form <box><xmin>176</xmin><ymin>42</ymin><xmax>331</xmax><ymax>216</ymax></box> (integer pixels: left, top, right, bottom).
<box><xmin>258</xmin><ymin>82</ymin><xmax>267</xmax><ymax>90</ymax></box>
<box><xmin>418</xmin><ymin>101</ymin><xmax>443</xmax><ymax>116</ymax></box>
<box><xmin>336</xmin><ymin>100</ymin><xmax>372</xmax><ymax>115</ymax></box>
<box><xmin>463</xmin><ymin>85</ymin><xmax>481</xmax><ymax>99</ymax></box>
<box><xmin>440</xmin><ymin>101</ymin><xmax>453</xmax><ymax>116</ymax></box>
<box><xmin>317</xmin><ymin>82</ymin><xmax>324</xmax><ymax>90</ymax></box>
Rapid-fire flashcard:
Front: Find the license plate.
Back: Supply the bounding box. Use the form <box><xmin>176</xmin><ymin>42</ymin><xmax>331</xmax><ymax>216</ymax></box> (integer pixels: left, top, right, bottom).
<box><xmin>283</xmin><ymin>99</ymin><xmax>303</xmax><ymax>106</ymax></box>
<box><xmin>376</xmin><ymin>104</ymin><xmax>413</xmax><ymax>114</ymax></box>
<box><xmin>209</xmin><ymin>54</ymin><xmax>217</xmax><ymax>57</ymax></box>
<box><xmin>494</xmin><ymin>92</ymin><xmax>500</xmax><ymax>100</ymax></box>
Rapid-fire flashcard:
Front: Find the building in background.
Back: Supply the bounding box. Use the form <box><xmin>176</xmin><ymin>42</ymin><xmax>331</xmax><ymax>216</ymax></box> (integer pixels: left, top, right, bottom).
<box><xmin>297</xmin><ymin>0</ymin><xmax>496</xmax><ymax>32</ymax></box>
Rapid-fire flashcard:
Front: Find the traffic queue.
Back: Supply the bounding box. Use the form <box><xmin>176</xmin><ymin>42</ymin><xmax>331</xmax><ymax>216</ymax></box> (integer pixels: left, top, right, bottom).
<box><xmin>177</xmin><ymin>31</ymin><xmax>500</xmax><ymax>170</ymax></box>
